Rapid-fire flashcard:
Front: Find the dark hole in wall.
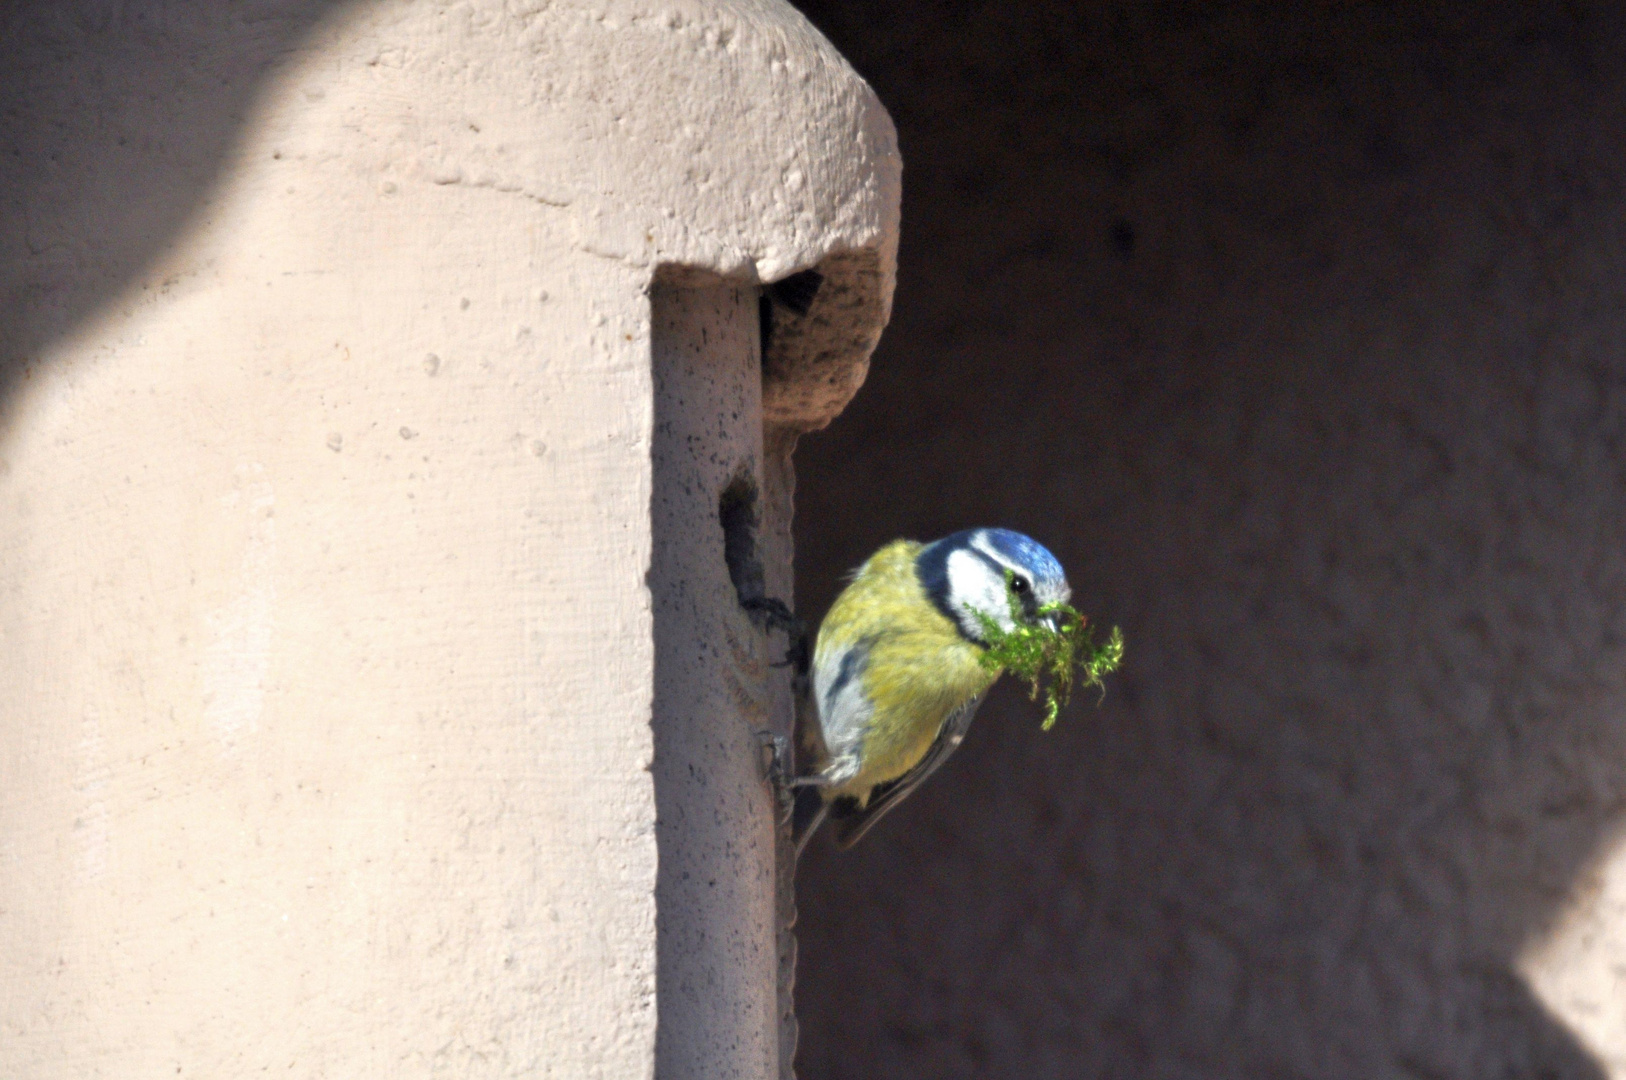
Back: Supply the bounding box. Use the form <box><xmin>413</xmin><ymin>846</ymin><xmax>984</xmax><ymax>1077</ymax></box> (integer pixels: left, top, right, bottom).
<box><xmin>758</xmin><ymin>294</ymin><xmax>774</xmax><ymax>359</ymax></box>
<box><xmin>720</xmin><ymin>472</ymin><xmax>767</xmax><ymax>608</ymax></box>
<box><xmin>758</xmin><ymin>268</ymin><xmax>825</xmax><ymax>359</ymax></box>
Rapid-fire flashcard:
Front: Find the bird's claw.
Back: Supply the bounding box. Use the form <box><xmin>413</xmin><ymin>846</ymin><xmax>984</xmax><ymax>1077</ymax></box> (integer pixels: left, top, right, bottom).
<box><xmin>741</xmin><ymin>595</ymin><xmax>810</xmax><ymax>677</ymax></box>
<box><xmin>754</xmin><ymin>729</ymin><xmax>797</xmax><ymax>825</ymax></box>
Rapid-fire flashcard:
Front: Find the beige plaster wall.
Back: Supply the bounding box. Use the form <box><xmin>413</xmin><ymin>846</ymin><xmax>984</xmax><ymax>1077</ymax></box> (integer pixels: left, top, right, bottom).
<box><xmin>0</xmin><ymin>1</ymin><xmax>897</xmax><ymax>1076</ymax></box>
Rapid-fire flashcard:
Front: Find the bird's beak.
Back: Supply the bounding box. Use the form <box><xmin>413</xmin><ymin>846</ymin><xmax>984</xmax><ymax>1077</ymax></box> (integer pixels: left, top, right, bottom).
<box><xmin>1042</xmin><ymin>611</ymin><xmax>1065</xmax><ymax>634</ymax></box>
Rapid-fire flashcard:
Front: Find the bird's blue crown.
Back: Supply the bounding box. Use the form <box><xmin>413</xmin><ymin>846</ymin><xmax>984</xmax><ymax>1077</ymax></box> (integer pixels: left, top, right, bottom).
<box><xmin>973</xmin><ymin>528</ymin><xmax>1067</xmax><ymax>590</ymax></box>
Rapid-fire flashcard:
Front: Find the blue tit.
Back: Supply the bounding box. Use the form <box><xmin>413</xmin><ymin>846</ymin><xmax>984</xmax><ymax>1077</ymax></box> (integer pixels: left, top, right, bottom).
<box><xmin>792</xmin><ymin>527</ymin><xmax>1071</xmax><ymax>853</ymax></box>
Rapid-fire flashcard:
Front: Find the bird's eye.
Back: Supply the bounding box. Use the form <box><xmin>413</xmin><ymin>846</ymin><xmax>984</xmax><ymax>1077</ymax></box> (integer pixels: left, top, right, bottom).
<box><xmin>1011</xmin><ymin>577</ymin><xmax>1030</xmax><ymax>594</ymax></box>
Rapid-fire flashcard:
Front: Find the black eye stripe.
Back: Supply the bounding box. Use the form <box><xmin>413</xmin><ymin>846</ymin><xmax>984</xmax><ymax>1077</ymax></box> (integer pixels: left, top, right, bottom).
<box><xmin>965</xmin><ymin>547</ymin><xmax>1040</xmax><ymax>597</ymax></box>
<box><xmin>966</xmin><ymin>547</ymin><xmax>1008</xmax><ymax>579</ymax></box>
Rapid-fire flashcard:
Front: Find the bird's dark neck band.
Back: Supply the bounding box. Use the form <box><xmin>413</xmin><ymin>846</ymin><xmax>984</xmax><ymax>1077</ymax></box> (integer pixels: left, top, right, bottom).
<box><xmin>915</xmin><ymin>541</ymin><xmax>1000</xmax><ymax>646</ymax></box>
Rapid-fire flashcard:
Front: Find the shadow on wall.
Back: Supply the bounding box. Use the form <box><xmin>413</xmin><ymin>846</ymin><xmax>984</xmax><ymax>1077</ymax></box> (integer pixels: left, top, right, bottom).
<box><xmin>790</xmin><ymin>2</ymin><xmax>1626</xmax><ymax>1078</ymax></box>
<box><xmin>0</xmin><ymin>0</ymin><xmax>346</xmax><ymax>403</ymax></box>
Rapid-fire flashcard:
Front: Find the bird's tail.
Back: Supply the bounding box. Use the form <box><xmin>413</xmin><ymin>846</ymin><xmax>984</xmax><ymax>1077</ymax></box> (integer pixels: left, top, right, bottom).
<box><xmin>791</xmin><ymin>786</ymin><xmax>828</xmax><ymax>861</ymax></box>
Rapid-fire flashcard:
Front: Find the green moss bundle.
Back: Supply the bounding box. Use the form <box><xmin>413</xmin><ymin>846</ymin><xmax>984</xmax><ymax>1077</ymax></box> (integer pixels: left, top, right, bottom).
<box><xmin>972</xmin><ymin>573</ymin><xmax>1125</xmax><ymax>730</ymax></box>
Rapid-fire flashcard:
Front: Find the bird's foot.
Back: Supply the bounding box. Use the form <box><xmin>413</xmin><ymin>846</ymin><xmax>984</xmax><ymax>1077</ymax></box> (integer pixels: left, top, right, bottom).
<box><xmin>754</xmin><ymin>729</ymin><xmax>798</xmax><ymax>824</ymax></box>
<box><xmin>741</xmin><ymin>596</ymin><xmax>810</xmax><ymax>677</ymax></box>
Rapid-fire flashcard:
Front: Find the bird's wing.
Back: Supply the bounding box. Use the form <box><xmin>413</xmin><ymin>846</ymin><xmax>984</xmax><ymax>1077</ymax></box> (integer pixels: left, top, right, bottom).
<box><xmin>829</xmin><ymin>692</ymin><xmax>986</xmax><ymax>850</ymax></box>
<box><xmin>810</xmin><ymin>635</ymin><xmax>877</xmax><ymax>773</ymax></box>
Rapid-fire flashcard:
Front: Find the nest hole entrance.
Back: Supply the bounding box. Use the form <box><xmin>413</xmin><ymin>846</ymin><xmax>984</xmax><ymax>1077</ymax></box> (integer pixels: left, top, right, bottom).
<box><xmin>720</xmin><ymin>472</ymin><xmax>766</xmax><ymax>609</ymax></box>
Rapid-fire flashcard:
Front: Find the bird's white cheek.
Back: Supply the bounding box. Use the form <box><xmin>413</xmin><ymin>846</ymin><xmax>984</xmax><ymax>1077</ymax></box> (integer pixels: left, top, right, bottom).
<box><xmin>944</xmin><ymin>549</ymin><xmax>1018</xmax><ymax>633</ymax></box>
<box><xmin>954</xmin><ymin>580</ymin><xmax>1016</xmax><ymax>634</ymax></box>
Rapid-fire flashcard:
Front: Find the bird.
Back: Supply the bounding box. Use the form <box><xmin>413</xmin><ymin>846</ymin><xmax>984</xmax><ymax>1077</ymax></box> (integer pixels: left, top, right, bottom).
<box><xmin>791</xmin><ymin>527</ymin><xmax>1072</xmax><ymax>854</ymax></box>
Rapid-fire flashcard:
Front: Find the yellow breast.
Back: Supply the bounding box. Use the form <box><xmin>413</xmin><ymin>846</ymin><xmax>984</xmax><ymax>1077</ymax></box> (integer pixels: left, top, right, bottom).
<box><xmin>814</xmin><ymin>540</ymin><xmax>996</xmax><ymax>801</ymax></box>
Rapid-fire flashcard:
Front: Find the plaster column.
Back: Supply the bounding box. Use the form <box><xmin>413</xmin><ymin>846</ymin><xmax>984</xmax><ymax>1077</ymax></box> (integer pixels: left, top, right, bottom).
<box><xmin>0</xmin><ymin>2</ymin><xmax>898</xmax><ymax>1077</ymax></box>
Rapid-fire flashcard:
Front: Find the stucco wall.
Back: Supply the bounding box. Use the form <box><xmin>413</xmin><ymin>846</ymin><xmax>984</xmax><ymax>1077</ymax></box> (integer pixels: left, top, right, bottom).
<box><xmin>0</xmin><ymin>1</ymin><xmax>896</xmax><ymax>1076</ymax></box>
<box><xmin>790</xmin><ymin>3</ymin><xmax>1626</xmax><ymax>1078</ymax></box>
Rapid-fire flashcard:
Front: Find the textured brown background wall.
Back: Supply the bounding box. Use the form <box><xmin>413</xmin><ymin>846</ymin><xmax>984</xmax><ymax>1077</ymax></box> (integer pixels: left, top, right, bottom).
<box><xmin>788</xmin><ymin>3</ymin><xmax>1626</xmax><ymax>1077</ymax></box>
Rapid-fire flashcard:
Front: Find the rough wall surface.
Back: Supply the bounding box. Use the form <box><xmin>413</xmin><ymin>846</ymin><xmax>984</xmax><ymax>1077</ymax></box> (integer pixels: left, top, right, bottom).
<box><xmin>789</xmin><ymin>3</ymin><xmax>1626</xmax><ymax>1078</ymax></box>
<box><xmin>0</xmin><ymin>1</ymin><xmax>897</xmax><ymax>1076</ymax></box>
<box><xmin>650</xmin><ymin>280</ymin><xmax>779</xmax><ymax>1079</ymax></box>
